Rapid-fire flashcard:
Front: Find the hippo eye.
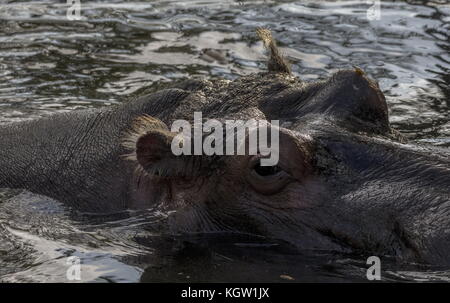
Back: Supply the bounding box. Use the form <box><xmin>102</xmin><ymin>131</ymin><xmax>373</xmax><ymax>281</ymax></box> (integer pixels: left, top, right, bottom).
<box><xmin>253</xmin><ymin>162</ymin><xmax>282</xmax><ymax>176</ymax></box>
<box><xmin>247</xmin><ymin>157</ymin><xmax>292</xmax><ymax>195</ymax></box>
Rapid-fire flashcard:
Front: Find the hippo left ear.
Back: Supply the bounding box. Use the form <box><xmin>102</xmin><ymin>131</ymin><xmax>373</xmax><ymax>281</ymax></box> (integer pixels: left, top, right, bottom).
<box><xmin>135</xmin><ymin>129</ymin><xmax>178</xmax><ymax>175</ymax></box>
<box><xmin>135</xmin><ymin>130</ymin><xmax>214</xmax><ymax>178</ymax></box>
<box><xmin>121</xmin><ymin>114</ymin><xmax>214</xmax><ymax>178</ymax></box>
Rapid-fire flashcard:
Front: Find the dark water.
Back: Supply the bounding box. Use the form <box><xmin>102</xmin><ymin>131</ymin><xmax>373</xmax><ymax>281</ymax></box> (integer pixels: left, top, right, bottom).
<box><xmin>0</xmin><ymin>0</ymin><xmax>449</xmax><ymax>282</ymax></box>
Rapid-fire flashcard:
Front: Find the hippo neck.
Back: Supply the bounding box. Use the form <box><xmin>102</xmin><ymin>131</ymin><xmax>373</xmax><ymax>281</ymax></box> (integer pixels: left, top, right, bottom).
<box><xmin>0</xmin><ymin>108</ymin><xmax>133</xmax><ymax>211</ymax></box>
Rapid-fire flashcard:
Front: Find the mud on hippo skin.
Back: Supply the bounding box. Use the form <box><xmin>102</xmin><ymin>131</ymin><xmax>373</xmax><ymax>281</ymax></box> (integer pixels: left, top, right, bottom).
<box><xmin>0</xmin><ymin>29</ymin><xmax>448</xmax><ymax>266</ymax></box>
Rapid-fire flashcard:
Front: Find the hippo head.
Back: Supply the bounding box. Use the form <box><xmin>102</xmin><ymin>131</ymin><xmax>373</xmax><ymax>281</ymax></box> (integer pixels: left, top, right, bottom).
<box><xmin>121</xmin><ymin>30</ymin><xmax>447</xmax><ymax>262</ymax></box>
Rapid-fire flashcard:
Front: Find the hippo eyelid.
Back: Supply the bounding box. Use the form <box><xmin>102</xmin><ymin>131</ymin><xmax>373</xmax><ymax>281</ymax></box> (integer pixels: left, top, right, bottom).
<box><xmin>246</xmin><ymin>156</ymin><xmax>294</xmax><ymax>195</ymax></box>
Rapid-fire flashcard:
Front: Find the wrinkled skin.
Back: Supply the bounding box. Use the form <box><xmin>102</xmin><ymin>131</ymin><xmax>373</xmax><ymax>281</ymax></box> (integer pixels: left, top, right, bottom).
<box><xmin>0</xmin><ymin>32</ymin><xmax>449</xmax><ymax>266</ymax></box>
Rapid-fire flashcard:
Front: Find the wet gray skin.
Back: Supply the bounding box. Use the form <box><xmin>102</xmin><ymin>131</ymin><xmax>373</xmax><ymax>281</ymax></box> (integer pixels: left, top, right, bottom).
<box><xmin>0</xmin><ymin>30</ymin><xmax>449</xmax><ymax>266</ymax></box>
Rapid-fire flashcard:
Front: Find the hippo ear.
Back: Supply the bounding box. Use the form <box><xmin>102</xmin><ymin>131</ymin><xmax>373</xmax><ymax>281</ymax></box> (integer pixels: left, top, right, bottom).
<box><xmin>262</xmin><ymin>68</ymin><xmax>391</xmax><ymax>135</ymax></box>
<box><xmin>319</xmin><ymin>68</ymin><xmax>390</xmax><ymax>134</ymax></box>
<box><xmin>135</xmin><ymin>129</ymin><xmax>178</xmax><ymax>176</ymax></box>
<box><xmin>123</xmin><ymin>115</ymin><xmax>214</xmax><ymax>178</ymax></box>
<box><xmin>133</xmin><ymin>129</ymin><xmax>211</xmax><ymax>178</ymax></box>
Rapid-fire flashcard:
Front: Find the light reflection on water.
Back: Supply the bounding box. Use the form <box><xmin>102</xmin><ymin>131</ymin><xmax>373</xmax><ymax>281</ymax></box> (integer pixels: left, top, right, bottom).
<box><xmin>1</xmin><ymin>188</ymin><xmax>450</xmax><ymax>283</ymax></box>
<box><xmin>0</xmin><ymin>0</ymin><xmax>448</xmax><ymax>144</ymax></box>
<box><xmin>0</xmin><ymin>0</ymin><xmax>449</xmax><ymax>282</ymax></box>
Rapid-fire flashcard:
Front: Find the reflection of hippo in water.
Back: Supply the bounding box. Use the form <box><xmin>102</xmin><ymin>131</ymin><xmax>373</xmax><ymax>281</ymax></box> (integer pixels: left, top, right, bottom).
<box><xmin>0</xmin><ymin>29</ymin><xmax>449</xmax><ymax>266</ymax></box>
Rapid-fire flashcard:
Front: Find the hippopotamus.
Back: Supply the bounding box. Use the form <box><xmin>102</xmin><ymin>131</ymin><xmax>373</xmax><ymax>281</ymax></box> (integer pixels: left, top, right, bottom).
<box><xmin>0</xmin><ymin>29</ymin><xmax>449</xmax><ymax>266</ymax></box>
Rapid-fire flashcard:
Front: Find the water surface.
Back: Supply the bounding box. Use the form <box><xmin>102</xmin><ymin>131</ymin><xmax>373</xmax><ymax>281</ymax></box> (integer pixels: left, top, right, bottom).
<box><xmin>0</xmin><ymin>0</ymin><xmax>449</xmax><ymax>282</ymax></box>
